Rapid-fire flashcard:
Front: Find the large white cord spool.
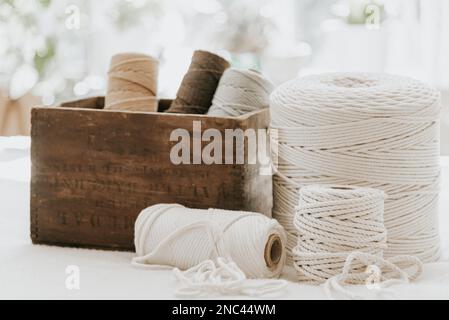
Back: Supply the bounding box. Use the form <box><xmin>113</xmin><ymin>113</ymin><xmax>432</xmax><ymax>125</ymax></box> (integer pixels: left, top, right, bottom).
<box><xmin>133</xmin><ymin>204</ymin><xmax>287</xmax><ymax>279</ymax></box>
<box><xmin>270</xmin><ymin>73</ymin><xmax>441</xmax><ymax>263</ymax></box>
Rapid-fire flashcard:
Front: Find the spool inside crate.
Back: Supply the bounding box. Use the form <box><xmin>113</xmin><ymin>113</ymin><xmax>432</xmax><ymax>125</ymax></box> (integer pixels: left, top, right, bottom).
<box><xmin>60</xmin><ymin>96</ymin><xmax>173</xmax><ymax>112</ymax></box>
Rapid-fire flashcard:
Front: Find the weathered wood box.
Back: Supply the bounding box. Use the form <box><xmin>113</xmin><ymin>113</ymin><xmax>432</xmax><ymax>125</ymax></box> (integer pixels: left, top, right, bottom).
<box><xmin>30</xmin><ymin>97</ymin><xmax>272</xmax><ymax>250</ymax></box>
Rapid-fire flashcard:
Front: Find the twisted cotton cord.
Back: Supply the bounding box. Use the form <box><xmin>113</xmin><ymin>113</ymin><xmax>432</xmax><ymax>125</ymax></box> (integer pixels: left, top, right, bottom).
<box><xmin>105</xmin><ymin>52</ymin><xmax>159</xmax><ymax>112</ymax></box>
<box><xmin>270</xmin><ymin>73</ymin><xmax>441</xmax><ymax>263</ymax></box>
<box><xmin>207</xmin><ymin>68</ymin><xmax>274</xmax><ymax>117</ymax></box>
<box><xmin>132</xmin><ymin>204</ymin><xmax>287</xmax><ymax>296</ymax></box>
<box><xmin>324</xmin><ymin>251</ymin><xmax>422</xmax><ymax>300</ymax></box>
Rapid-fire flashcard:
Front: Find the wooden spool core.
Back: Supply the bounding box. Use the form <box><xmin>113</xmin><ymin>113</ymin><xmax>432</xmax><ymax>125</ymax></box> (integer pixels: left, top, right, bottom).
<box><xmin>264</xmin><ymin>234</ymin><xmax>283</xmax><ymax>270</ymax></box>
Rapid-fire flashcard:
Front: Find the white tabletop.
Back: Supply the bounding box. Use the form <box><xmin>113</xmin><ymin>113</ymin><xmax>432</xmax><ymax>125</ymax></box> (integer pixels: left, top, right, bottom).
<box><xmin>0</xmin><ymin>137</ymin><xmax>448</xmax><ymax>299</ymax></box>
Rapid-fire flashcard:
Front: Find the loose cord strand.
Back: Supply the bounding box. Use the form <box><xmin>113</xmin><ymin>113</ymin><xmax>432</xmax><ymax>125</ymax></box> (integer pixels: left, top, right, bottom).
<box><xmin>292</xmin><ymin>185</ymin><xmax>423</xmax><ymax>299</ymax></box>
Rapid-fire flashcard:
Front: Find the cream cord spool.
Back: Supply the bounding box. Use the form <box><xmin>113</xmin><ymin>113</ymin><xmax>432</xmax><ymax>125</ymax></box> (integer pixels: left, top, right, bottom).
<box><xmin>270</xmin><ymin>73</ymin><xmax>441</xmax><ymax>263</ymax></box>
<box><xmin>207</xmin><ymin>68</ymin><xmax>274</xmax><ymax>117</ymax></box>
<box><xmin>132</xmin><ymin>204</ymin><xmax>288</xmax><ymax>297</ymax></box>
<box><xmin>165</xmin><ymin>50</ymin><xmax>230</xmax><ymax>114</ymax></box>
<box><xmin>293</xmin><ymin>185</ymin><xmax>423</xmax><ymax>299</ymax></box>
<box><xmin>105</xmin><ymin>52</ymin><xmax>158</xmax><ymax>112</ymax></box>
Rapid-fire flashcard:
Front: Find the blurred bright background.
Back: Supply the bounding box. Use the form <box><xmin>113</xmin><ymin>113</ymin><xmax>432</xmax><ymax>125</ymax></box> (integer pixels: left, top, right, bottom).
<box><xmin>0</xmin><ymin>0</ymin><xmax>448</xmax><ymax>153</ymax></box>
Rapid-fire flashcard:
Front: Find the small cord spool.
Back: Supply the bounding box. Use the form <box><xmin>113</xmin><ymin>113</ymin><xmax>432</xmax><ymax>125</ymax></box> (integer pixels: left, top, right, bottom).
<box><xmin>132</xmin><ymin>204</ymin><xmax>287</xmax><ymax>279</ymax></box>
<box><xmin>105</xmin><ymin>52</ymin><xmax>159</xmax><ymax>112</ymax></box>
<box><xmin>292</xmin><ymin>185</ymin><xmax>387</xmax><ymax>284</ymax></box>
<box><xmin>165</xmin><ymin>50</ymin><xmax>230</xmax><ymax>114</ymax></box>
<box><xmin>207</xmin><ymin>68</ymin><xmax>274</xmax><ymax>117</ymax></box>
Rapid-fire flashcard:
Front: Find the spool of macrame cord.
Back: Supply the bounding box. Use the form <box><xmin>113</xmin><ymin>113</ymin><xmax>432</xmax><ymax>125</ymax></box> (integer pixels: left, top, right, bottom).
<box><xmin>132</xmin><ymin>204</ymin><xmax>288</xmax><ymax>297</ymax></box>
<box><xmin>105</xmin><ymin>52</ymin><xmax>159</xmax><ymax>112</ymax></box>
<box><xmin>207</xmin><ymin>68</ymin><xmax>274</xmax><ymax>117</ymax></box>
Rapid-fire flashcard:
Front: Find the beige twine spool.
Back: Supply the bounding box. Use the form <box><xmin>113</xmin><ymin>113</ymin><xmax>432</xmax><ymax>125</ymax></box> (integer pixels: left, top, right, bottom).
<box><xmin>293</xmin><ymin>185</ymin><xmax>423</xmax><ymax>300</ymax></box>
<box><xmin>105</xmin><ymin>52</ymin><xmax>159</xmax><ymax>112</ymax></box>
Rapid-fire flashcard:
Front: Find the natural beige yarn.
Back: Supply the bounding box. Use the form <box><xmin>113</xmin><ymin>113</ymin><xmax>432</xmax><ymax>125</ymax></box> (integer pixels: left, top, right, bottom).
<box><xmin>293</xmin><ymin>185</ymin><xmax>387</xmax><ymax>283</ymax></box>
<box><xmin>207</xmin><ymin>68</ymin><xmax>274</xmax><ymax>117</ymax></box>
<box><xmin>270</xmin><ymin>73</ymin><xmax>441</xmax><ymax>263</ymax></box>
<box><xmin>105</xmin><ymin>52</ymin><xmax>158</xmax><ymax>112</ymax></box>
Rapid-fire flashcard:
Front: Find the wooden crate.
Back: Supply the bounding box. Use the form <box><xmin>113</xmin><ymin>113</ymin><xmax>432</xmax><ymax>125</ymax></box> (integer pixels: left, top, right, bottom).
<box><xmin>30</xmin><ymin>97</ymin><xmax>272</xmax><ymax>250</ymax></box>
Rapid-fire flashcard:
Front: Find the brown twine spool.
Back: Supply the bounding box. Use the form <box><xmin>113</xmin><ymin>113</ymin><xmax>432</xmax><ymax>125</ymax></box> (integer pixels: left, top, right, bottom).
<box><xmin>264</xmin><ymin>234</ymin><xmax>284</xmax><ymax>271</ymax></box>
<box><xmin>105</xmin><ymin>52</ymin><xmax>159</xmax><ymax>112</ymax></box>
<box><xmin>165</xmin><ymin>50</ymin><xmax>230</xmax><ymax>114</ymax></box>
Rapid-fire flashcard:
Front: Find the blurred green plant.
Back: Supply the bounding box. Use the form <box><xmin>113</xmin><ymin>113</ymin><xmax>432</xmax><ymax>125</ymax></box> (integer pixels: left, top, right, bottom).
<box><xmin>0</xmin><ymin>0</ymin><xmax>57</xmax><ymax>98</ymax></box>
<box><xmin>33</xmin><ymin>38</ymin><xmax>56</xmax><ymax>78</ymax></box>
<box><xmin>347</xmin><ymin>0</ymin><xmax>385</xmax><ymax>25</ymax></box>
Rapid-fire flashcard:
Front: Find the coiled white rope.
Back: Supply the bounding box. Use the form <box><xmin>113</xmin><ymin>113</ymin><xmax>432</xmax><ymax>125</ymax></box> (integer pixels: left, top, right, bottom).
<box><xmin>270</xmin><ymin>73</ymin><xmax>441</xmax><ymax>263</ymax></box>
<box><xmin>105</xmin><ymin>52</ymin><xmax>159</xmax><ymax>112</ymax></box>
<box><xmin>132</xmin><ymin>204</ymin><xmax>288</xmax><ymax>297</ymax></box>
<box><xmin>207</xmin><ymin>68</ymin><xmax>274</xmax><ymax>117</ymax></box>
<box><xmin>292</xmin><ymin>185</ymin><xmax>422</xmax><ymax>299</ymax></box>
